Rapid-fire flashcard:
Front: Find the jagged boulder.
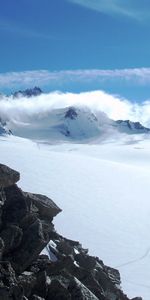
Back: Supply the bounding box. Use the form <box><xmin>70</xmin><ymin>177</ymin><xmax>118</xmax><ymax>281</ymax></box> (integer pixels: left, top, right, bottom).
<box><xmin>0</xmin><ymin>164</ymin><xmax>20</xmax><ymax>188</ymax></box>
<box><xmin>23</xmin><ymin>192</ymin><xmax>62</xmax><ymax>221</ymax></box>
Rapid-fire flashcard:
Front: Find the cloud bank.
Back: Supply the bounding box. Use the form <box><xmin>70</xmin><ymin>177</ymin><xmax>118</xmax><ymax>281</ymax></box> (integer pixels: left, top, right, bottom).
<box><xmin>1</xmin><ymin>68</ymin><xmax>150</xmax><ymax>90</ymax></box>
<box><xmin>1</xmin><ymin>90</ymin><xmax>150</xmax><ymax>128</ymax></box>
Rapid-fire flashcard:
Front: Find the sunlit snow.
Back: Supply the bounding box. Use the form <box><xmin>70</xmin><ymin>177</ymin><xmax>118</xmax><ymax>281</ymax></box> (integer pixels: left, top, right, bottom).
<box><xmin>1</xmin><ymin>134</ymin><xmax>150</xmax><ymax>299</ymax></box>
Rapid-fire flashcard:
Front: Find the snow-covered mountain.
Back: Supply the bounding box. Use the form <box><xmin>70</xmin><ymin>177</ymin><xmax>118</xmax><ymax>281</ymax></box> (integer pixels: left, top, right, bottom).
<box><xmin>9</xmin><ymin>105</ymin><xmax>150</xmax><ymax>141</ymax></box>
<box><xmin>0</xmin><ymin>93</ymin><xmax>149</xmax><ymax>141</ymax></box>
<box><xmin>114</xmin><ymin>119</ymin><xmax>150</xmax><ymax>134</ymax></box>
<box><xmin>58</xmin><ymin>106</ymin><xmax>101</xmax><ymax>139</ymax></box>
<box><xmin>5</xmin><ymin>106</ymin><xmax>103</xmax><ymax>141</ymax></box>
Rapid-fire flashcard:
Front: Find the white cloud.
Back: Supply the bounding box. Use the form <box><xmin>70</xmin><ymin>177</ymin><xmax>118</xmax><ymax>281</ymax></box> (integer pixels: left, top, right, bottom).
<box><xmin>1</xmin><ymin>90</ymin><xmax>150</xmax><ymax>128</ymax></box>
<box><xmin>1</xmin><ymin>68</ymin><xmax>150</xmax><ymax>90</ymax></box>
<box><xmin>68</xmin><ymin>0</ymin><xmax>148</xmax><ymax>21</ymax></box>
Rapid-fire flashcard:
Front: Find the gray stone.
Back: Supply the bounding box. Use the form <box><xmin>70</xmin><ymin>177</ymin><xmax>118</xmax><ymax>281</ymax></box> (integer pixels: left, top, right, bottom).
<box><xmin>10</xmin><ymin>219</ymin><xmax>50</xmax><ymax>273</ymax></box>
<box><xmin>2</xmin><ymin>185</ymin><xmax>29</xmax><ymax>225</ymax></box>
<box><xmin>57</xmin><ymin>239</ymin><xmax>74</xmax><ymax>256</ymax></box>
<box><xmin>47</xmin><ymin>276</ymin><xmax>71</xmax><ymax>300</ymax></box>
<box><xmin>68</xmin><ymin>277</ymin><xmax>99</xmax><ymax>300</ymax></box>
<box><xmin>18</xmin><ymin>272</ymin><xmax>36</xmax><ymax>298</ymax></box>
<box><xmin>0</xmin><ymin>164</ymin><xmax>20</xmax><ymax>188</ymax></box>
<box><xmin>24</xmin><ymin>192</ymin><xmax>62</xmax><ymax>221</ymax></box>
<box><xmin>0</xmin><ymin>261</ymin><xmax>17</xmax><ymax>286</ymax></box>
<box><xmin>0</xmin><ymin>225</ymin><xmax>23</xmax><ymax>254</ymax></box>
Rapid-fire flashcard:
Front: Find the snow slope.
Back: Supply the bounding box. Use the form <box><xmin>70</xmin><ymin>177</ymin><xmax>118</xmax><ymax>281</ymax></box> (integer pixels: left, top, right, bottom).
<box><xmin>1</xmin><ymin>135</ymin><xmax>150</xmax><ymax>299</ymax></box>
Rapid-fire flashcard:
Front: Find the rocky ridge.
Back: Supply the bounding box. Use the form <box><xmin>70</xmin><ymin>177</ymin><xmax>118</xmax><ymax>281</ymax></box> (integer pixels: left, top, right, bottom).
<box><xmin>13</xmin><ymin>87</ymin><xmax>42</xmax><ymax>98</ymax></box>
<box><xmin>0</xmin><ymin>119</ymin><xmax>12</xmax><ymax>136</ymax></box>
<box><xmin>0</xmin><ymin>163</ymin><xmax>142</xmax><ymax>300</ymax></box>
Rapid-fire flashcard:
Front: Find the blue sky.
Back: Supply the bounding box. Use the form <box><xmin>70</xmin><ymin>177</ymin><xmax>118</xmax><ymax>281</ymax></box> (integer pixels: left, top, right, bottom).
<box><xmin>1</xmin><ymin>0</ymin><xmax>150</xmax><ymax>100</ymax></box>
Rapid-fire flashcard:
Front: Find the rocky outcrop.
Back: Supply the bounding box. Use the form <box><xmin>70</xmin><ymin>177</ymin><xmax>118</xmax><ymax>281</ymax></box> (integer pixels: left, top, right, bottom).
<box><xmin>0</xmin><ymin>119</ymin><xmax>12</xmax><ymax>136</ymax></box>
<box><xmin>0</xmin><ymin>164</ymin><xmax>142</xmax><ymax>300</ymax></box>
<box><xmin>0</xmin><ymin>164</ymin><xmax>20</xmax><ymax>188</ymax></box>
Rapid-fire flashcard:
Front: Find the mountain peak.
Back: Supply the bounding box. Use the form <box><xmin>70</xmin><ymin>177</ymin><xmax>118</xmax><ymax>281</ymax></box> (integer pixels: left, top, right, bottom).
<box><xmin>13</xmin><ymin>86</ymin><xmax>43</xmax><ymax>98</ymax></box>
<box><xmin>64</xmin><ymin>107</ymin><xmax>78</xmax><ymax>120</ymax></box>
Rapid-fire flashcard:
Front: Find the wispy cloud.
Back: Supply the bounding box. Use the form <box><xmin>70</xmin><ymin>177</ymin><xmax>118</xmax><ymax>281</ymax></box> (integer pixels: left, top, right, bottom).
<box><xmin>0</xmin><ymin>18</ymin><xmax>61</xmax><ymax>41</ymax></box>
<box><xmin>68</xmin><ymin>0</ymin><xmax>149</xmax><ymax>21</ymax></box>
<box><xmin>1</xmin><ymin>68</ymin><xmax>150</xmax><ymax>90</ymax></box>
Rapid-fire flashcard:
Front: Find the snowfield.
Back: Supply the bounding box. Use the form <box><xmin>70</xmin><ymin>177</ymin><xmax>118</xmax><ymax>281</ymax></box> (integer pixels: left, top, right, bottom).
<box><xmin>1</xmin><ymin>134</ymin><xmax>150</xmax><ymax>299</ymax></box>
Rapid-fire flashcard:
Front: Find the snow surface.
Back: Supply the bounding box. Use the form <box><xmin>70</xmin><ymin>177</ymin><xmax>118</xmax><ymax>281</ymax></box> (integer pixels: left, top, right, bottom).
<box><xmin>1</xmin><ymin>134</ymin><xmax>150</xmax><ymax>299</ymax></box>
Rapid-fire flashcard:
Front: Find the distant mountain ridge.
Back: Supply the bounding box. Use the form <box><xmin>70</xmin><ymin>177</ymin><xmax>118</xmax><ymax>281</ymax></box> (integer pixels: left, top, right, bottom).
<box><xmin>115</xmin><ymin>120</ymin><xmax>150</xmax><ymax>133</ymax></box>
<box><xmin>13</xmin><ymin>86</ymin><xmax>42</xmax><ymax>98</ymax></box>
<box><xmin>0</xmin><ymin>87</ymin><xmax>150</xmax><ymax>140</ymax></box>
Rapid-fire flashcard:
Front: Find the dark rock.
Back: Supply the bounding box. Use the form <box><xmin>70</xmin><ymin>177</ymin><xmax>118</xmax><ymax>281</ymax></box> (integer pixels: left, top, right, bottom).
<box><xmin>24</xmin><ymin>192</ymin><xmax>62</xmax><ymax>221</ymax></box>
<box><xmin>47</xmin><ymin>276</ymin><xmax>71</xmax><ymax>300</ymax></box>
<box><xmin>18</xmin><ymin>271</ymin><xmax>37</xmax><ymax>298</ymax></box>
<box><xmin>20</xmin><ymin>213</ymin><xmax>39</xmax><ymax>231</ymax></box>
<box><xmin>29</xmin><ymin>255</ymin><xmax>51</xmax><ymax>273</ymax></box>
<box><xmin>75</xmin><ymin>253</ymin><xmax>98</xmax><ymax>270</ymax></box>
<box><xmin>0</xmin><ymin>164</ymin><xmax>20</xmax><ymax>188</ymax></box>
<box><xmin>2</xmin><ymin>185</ymin><xmax>29</xmax><ymax>225</ymax></box>
<box><xmin>10</xmin><ymin>219</ymin><xmax>50</xmax><ymax>273</ymax></box>
<box><xmin>0</xmin><ymin>261</ymin><xmax>16</xmax><ymax>286</ymax></box>
<box><xmin>57</xmin><ymin>239</ymin><xmax>74</xmax><ymax>256</ymax></box>
<box><xmin>1</xmin><ymin>225</ymin><xmax>23</xmax><ymax>254</ymax></box>
<box><xmin>104</xmin><ymin>266</ymin><xmax>121</xmax><ymax>285</ymax></box>
<box><xmin>68</xmin><ymin>276</ymin><xmax>99</xmax><ymax>300</ymax></box>
<box><xmin>0</xmin><ymin>262</ymin><xmax>24</xmax><ymax>298</ymax></box>
<box><xmin>18</xmin><ymin>270</ymin><xmax>47</xmax><ymax>299</ymax></box>
<box><xmin>32</xmin><ymin>271</ymin><xmax>48</xmax><ymax>298</ymax></box>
